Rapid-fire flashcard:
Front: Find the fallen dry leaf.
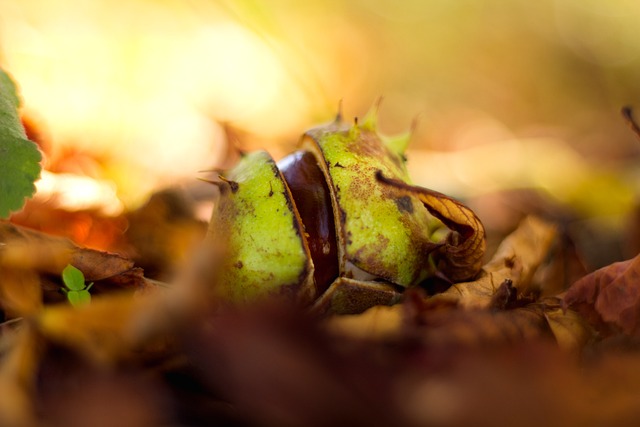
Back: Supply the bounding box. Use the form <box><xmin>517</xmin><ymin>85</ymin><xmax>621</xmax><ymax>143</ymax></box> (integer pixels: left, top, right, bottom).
<box><xmin>327</xmin><ymin>216</ymin><xmax>592</xmax><ymax>352</ymax></box>
<box><xmin>123</xmin><ymin>188</ymin><xmax>208</xmax><ymax>281</ymax></box>
<box><xmin>69</xmin><ymin>249</ymin><xmax>134</xmax><ymax>282</ymax></box>
<box><xmin>0</xmin><ymin>222</ymin><xmax>133</xmax><ymax>278</ymax></box>
<box><xmin>35</xmin><ymin>290</ymin><xmax>172</xmax><ymax>365</ymax></box>
<box><xmin>564</xmin><ymin>253</ymin><xmax>640</xmax><ymax>337</ymax></box>
<box><xmin>0</xmin><ymin>221</ymin><xmax>73</xmax><ymax>274</ymax></box>
<box><xmin>431</xmin><ymin>215</ymin><xmax>557</xmax><ymax>309</ymax></box>
<box><xmin>543</xmin><ymin>297</ymin><xmax>593</xmax><ymax>351</ymax></box>
<box><xmin>326</xmin><ymin>216</ymin><xmax>552</xmax><ymax>339</ymax></box>
<box><xmin>0</xmin><ymin>222</ymin><xmax>155</xmax><ymax>313</ymax></box>
<box><xmin>0</xmin><ymin>267</ymin><xmax>42</xmax><ymax>318</ymax></box>
<box><xmin>323</xmin><ymin>303</ymin><xmax>404</xmax><ymax>340</ymax></box>
<box><xmin>186</xmin><ymin>294</ymin><xmax>599</xmax><ymax>427</ymax></box>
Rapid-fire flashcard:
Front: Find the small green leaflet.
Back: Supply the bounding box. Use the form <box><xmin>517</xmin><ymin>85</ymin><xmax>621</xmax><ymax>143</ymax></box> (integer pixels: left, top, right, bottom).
<box><xmin>0</xmin><ymin>69</ymin><xmax>42</xmax><ymax>218</ymax></box>
<box><xmin>61</xmin><ymin>264</ymin><xmax>94</xmax><ymax>307</ymax></box>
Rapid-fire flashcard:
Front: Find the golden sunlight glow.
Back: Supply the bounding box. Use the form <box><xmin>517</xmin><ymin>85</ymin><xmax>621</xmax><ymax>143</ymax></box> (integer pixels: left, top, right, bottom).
<box><xmin>1</xmin><ymin>0</ymin><xmax>639</xmax><ymax>221</ymax></box>
<box><xmin>554</xmin><ymin>0</ymin><xmax>640</xmax><ymax>66</ymax></box>
<box><xmin>169</xmin><ymin>22</ymin><xmax>288</xmax><ymax>125</ymax></box>
<box><xmin>409</xmin><ymin>138</ymin><xmax>586</xmax><ymax>197</ymax></box>
<box><xmin>35</xmin><ymin>171</ymin><xmax>123</xmax><ymax>215</ymax></box>
<box><xmin>0</xmin><ymin>0</ymin><xmax>311</xmax><ymax>207</ymax></box>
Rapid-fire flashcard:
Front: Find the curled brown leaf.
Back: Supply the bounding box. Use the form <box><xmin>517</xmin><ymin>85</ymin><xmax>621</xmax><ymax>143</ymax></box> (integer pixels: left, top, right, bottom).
<box><xmin>432</xmin><ymin>216</ymin><xmax>557</xmax><ymax>309</ymax></box>
<box><xmin>376</xmin><ymin>171</ymin><xmax>485</xmax><ymax>282</ymax></box>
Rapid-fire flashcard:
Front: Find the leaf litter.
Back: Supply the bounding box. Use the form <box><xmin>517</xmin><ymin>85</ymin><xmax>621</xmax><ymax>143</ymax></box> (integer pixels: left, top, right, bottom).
<box><xmin>1</xmin><ymin>99</ymin><xmax>640</xmax><ymax>426</ymax></box>
<box><xmin>1</xmin><ymin>205</ymin><xmax>640</xmax><ymax>427</ymax></box>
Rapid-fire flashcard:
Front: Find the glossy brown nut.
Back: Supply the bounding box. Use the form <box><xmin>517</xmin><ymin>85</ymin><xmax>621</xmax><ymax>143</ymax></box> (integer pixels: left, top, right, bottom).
<box><xmin>278</xmin><ymin>150</ymin><xmax>339</xmax><ymax>295</ymax></box>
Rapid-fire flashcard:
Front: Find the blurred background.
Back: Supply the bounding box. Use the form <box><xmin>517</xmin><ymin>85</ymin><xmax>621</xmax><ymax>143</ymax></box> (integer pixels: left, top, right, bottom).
<box><xmin>1</xmin><ymin>0</ymin><xmax>640</xmax><ymax>273</ymax></box>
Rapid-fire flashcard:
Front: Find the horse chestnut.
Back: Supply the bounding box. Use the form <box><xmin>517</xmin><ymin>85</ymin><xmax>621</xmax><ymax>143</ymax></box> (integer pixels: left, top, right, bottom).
<box><xmin>207</xmin><ymin>108</ymin><xmax>485</xmax><ymax>314</ymax></box>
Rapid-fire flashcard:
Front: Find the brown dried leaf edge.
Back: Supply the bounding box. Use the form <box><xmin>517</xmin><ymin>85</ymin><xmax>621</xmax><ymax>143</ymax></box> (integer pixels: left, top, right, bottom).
<box><xmin>376</xmin><ymin>172</ymin><xmax>486</xmax><ymax>282</ymax></box>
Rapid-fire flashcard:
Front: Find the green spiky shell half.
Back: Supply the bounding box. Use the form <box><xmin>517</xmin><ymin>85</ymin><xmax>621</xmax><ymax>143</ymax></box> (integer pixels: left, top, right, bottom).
<box><xmin>301</xmin><ymin>113</ymin><xmax>437</xmax><ymax>288</ymax></box>
<box><xmin>208</xmin><ymin>150</ymin><xmax>315</xmax><ymax>303</ymax></box>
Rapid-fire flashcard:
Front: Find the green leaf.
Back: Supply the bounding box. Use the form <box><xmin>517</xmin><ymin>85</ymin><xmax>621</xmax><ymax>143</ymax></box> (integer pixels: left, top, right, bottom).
<box><xmin>62</xmin><ymin>264</ymin><xmax>86</xmax><ymax>291</ymax></box>
<box><xmin>0</xmin><ymin>69</ymin><xmax>42</xmax><ymax>218</ymax></box>
<box><xmin>66</xmin><ymin>290</ymin><xmax>91</xmax><ymax>307</ymax></box>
